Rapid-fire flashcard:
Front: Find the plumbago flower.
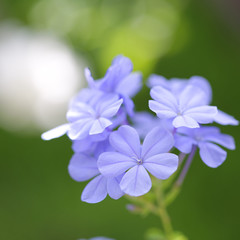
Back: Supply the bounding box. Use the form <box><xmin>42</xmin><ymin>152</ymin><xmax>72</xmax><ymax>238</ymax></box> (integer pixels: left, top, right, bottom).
<box><xmin>148</xmin><ymin>74</ymin><xmax>239</xmax><ymax>126</ymax></box>
<box><xmin>175</xmin><ymin>126</ymin><xmax>235</xmax><ymax>168</ymax></box>
<box><xmin>98</xmin><ymin>125</ymin><xmax>178</xmax><ymax>196</ymax></box>
<box><xmin>149</xmin><ymin>84</ymin><xmax>218</xmax><ymax>128</ymax></box>
<box><xmin>85</xmin><ymin>55</ymin><xmax>142</xmax><ymax>116</ymax></box>
<box><xmin>68</xmin><ymin>139</ymin><xmax>124</xmax><ymax>203</ymax></box>
<box><xmin>42</xmin><ymin>55</ymin><xmax>238</xmax><ymax>239</ymax></box>
<box><xmin>41</xmin><ymin>55</ymin><xmax>142</xmax><ymax>141</ymax></box>
<box><xmin>42</xmin><ymin>89</ymin><xmax>123</xmax><ymax>141</ymax></box>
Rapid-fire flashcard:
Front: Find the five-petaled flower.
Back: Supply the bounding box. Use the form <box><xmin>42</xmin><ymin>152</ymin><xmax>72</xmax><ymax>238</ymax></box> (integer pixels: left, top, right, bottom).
<box><xmin>175</xmin><ymin>126</ymin><xmax>235</xmax><ymax>168</ymax></box>
<box><xmin>41</xmin><ymin>55</ymin><xmax>238</xmax><ymax>204</ymax></box>
<box><xmin>149</xmin><ymin>84</ymin><xmax>218</xmax><ymax>128</ymax></box>
<box><xmin>98</xmin><ymin>125</ymin><xmax>179</xmax><ymax>197</ymax></box>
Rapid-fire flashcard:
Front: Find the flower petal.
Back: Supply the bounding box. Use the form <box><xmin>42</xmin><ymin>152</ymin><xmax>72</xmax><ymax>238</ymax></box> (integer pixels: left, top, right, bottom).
<box><xmin>132</xmin><ymin>112</ymin><xmax>160</xmax><ymax>138</ymax></box>
<box><xmin>174</xmin><ymin>134</ymin><xmax>195</xmax><ymax>154</ymax></box>
<box><xmin>67</xmin><ymin>102</ymin><xmax>95</xmax><ymax>122</ymax></box>
<box><xmin>98</xmin><ymin>95</ymin><xmax>123</xmax><ymax>118</ymax></box>
<box><xmin>142</xmin><ymin>127</ymin><xmax>174</xmax><ymax>159</ymax></box>
<box><xmin>81</xmin><ymin>175</ymin><xmax>107</xmax><ymax>203</ymax></box>
<box><xmin>107</xmin><ymin>176</ymin><xmax>124</xmax><ymax>199</ymax></box>
<box><xmin>72</xmin><ymin>138</ymin><xmax>94</xmax><ymax>153</ymax></box>
<box><xmin>179</xmin><ymin>85</ymin><xmax>207</xmax><ymax>110</ymax></box>
<box><xmin>143</xmin><ymin>153</ymin><xmax>178</xmax><ymax>179</ymax></box>
<box><xmin>199</xmin><ymin>142</ymin><xmax>227</xmax><ymax>168</ymax></box>
<box><xmin>68</xmin><ymin>118</ymin><xmax>94</xmax><ymax>140</ymax></box>
<box><xmin>116</xmin><ymin>72</ymin><xmax>142</xmax><ymax>97</ymax></box>
<box><xmin>204</xmin><ymin>133</ymin><xmax>235</xmax><ymax>150</ymax></box>
<box><xmin>172</xmin><ymin>115</ymin><xmax>199</xmax><ymax>128</ymax></box>
<box><xmin>100</xmin><ymin>55</ymin><xmax>133</xmax><ymax>92</ymax></box>
<box><xmin>189</xmin><ymin>76</ymin><xmax>212</xmax><ymax>104</ymax></box>
<box><xmin>147</xmin><ymin>74</ymin><xmax>169</xmax><ymax>88</ymax></box>
<box><xmin>214</xmin><ymin>110</ymin><xmax>239</xmax><ymax>126</ymax></box>
<box><xmin>89</xmin><ymin>118</ymin><xmax>112</xmax><ymax>135</ymax></box>
<box><xmin>98</xmin><ymin>152</ymin><xmax>136</xmax><ymax>177</ymax></box>
<box><xmin>120</xmin><ymin>165</ymin><xmax>152</xmax><ymax>197</ymax></box>
<box><xmin>149</xmin><ymin>100</ymin><xmax>177</xmax><ymax>118</ymax></box>
<box><xmin>109</xmin><ymin>125</ymin><xmax>141</xmax><ymax>158</ymax></box>
<box><xmin>41</xmin><ymin>123</ymin><xmax>69</xmax><ymax>140</ymax></box>
<box><xmin>85</xmin><ymin>68</ymin><xmax>96</xmax><ymax>89</ymax></box>
<box><xmin>150</xmin><ymin>86</ymin><xmax>178</xmax><ymax>112</ymax></box>
<box><xmin>184</xmin><ymin>106</ymin><xmax>217</xmax><ymax>124</ymax></box>
<box><xmin>122</xmin><ymin>95</ymin><xmax>135</xmax><ymax>117</ymax></box>
<box><xmin>68</xmin><ymin>153</ymin><xmax>99</xmax><ymax>181</ymax></box>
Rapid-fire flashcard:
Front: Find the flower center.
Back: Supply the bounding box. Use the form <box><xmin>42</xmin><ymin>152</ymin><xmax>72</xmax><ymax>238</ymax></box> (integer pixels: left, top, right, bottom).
<box><xmin>132</xmin><ymin>156</ymin><xmax>143</xmax><ymax>165</ymax></box>
<box><xmin>137</xmin><ymin>158</ymin><xmax>143</xmax><ymax>165</ymax></box>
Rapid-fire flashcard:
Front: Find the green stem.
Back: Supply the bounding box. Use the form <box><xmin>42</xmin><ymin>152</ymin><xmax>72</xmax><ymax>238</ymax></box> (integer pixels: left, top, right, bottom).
<box><xmin>155</xmin><ymin>181</ymin><xmax>173</xmax><ymax>239</ymax></box>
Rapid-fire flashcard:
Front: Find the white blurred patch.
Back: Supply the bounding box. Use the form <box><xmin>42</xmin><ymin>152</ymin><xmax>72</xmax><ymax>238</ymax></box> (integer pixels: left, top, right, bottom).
<box><xmin>0</xmin><ymin>23</ymin><xmax>85</xmax><ymax>134</ymax></box>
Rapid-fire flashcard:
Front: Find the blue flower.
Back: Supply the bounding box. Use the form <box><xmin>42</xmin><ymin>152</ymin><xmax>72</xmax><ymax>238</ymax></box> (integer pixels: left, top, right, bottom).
<box><xmin>85</xmin><ymin>55</ymin><xmax>142</xmax><ymax>116</ymax></box>
<box><xmin>175</xmin><ymin>126</ymin><xmax>235</xmax><ymax>168</ymax></box>
<box><xmin>41</xmin><ymin>89</ymin><xmax>123</xmax><ymax>141</ymax></box>
<box><xmin>98</xmin><ymin>125</ymin><xmax>178</xmax><ymax>197</ymax></box>
<box><xmin>68</xmin><ymin>152</ymin><xmax>124</xmax><ymax>203</ymax></box>
<box><xmin>148</xmin><ymin>74</ymin><xmax>238</xmax><ymax>126</ymax></box>
<box><xmin>149</xmin><ymin>84</ymin><xmax>218</xmax><ymax>128</ymax></box>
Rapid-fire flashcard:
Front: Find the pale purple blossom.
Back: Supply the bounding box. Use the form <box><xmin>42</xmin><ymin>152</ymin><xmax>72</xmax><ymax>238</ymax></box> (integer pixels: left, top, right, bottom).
<box><xmin>175</xmin><ymin>126</ymin><xmax>235</xmax><ymax>168</ymax></box>
<box><xmin>98</xmin><ymin>125</ymin><xmax>178</xmax><ymax>197</ymax></box>
<box><xmin>132</xmin><ymin>112</ymin><xmax>173</xmax><ymax>138</ymax></box>
<box><xmin>148</xmin><ymin>74</ymin><xmax>238</xmax><ymax>126</ymax></box>
<box><xmin>85</xmin><ymin>55</ymin><xmax>142</xmax><ymax>116</ymax></box>
<box><xmin>149</xmin><ymin>84</ymin><xmax>218</xmax><ymax>128</ymax></box>
<box><xmin>148</xmin><ymin>75</ymin><xmax>212</xmax><ymax>105</ymax></box>
<box><xmin>42</xmin><ymin>90</ymin><xmax>123</xmax><ymax>141</ymax></box>
<box><xmin>68</xmin><ymin>152</ymin><xmax>124</xmax><ymax>203</ymax></box>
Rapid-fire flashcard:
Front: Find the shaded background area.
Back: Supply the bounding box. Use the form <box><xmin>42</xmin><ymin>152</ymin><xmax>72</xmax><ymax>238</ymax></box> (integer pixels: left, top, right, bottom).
<box><xmin>0</xmin><ymin>0</ymin><xmax>239</xmax><ymax>239</ymax></box>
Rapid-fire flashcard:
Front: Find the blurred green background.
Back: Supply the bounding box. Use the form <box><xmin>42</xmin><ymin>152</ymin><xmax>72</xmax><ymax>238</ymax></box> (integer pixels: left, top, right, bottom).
<box><xmin>0</xmin><ymin>0</ymin><xmax>239</xmax><ymax>239</ymax></box>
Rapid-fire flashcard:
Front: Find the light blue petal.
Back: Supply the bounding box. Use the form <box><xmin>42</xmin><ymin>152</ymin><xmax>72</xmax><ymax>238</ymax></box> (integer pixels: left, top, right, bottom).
<box><xmin>199</xmin><ymin>142</ymin><xmax>227</xmax><ymax>168</ymax></box>
<box><xmin>184</xmin><ymin>106</ymin><xmax>217</xmax><ymax>124</ymax></box>
<box><xmin>120</xmin><ymin>165</ymin><xmax>152</xmax><ymax>197</ymax></box>
<box><xmin>68</xmin><ymin>153</ymin><xmax>99</xmax><ymax>182</ymax></box>
<box><xmin>189</xmin><ymin>76</ymin><xmax>212</xmax><ymax>104</ymax></box>
<box><xmin>81</xmin><ymin>175</ymin><xmax>108</xmax><ymax>203</ymax></box>
<box><xmin>89</xmin><ymin>118</ymin><xmax>112</xmax><ymax>135</ymax></box>
<box><xmin>172</xmin><ymin>115</ymin><xmax>199</xmax><ymax>128</ymax></box>
<box><xmin>132</xmin><ymin>112</ymin><xmax>160</xmax><ymax>138</ymax></box>
<box><xmin>100</xmin><ymin>98</ymin><xmax>123</xmax><ymax>118</ymax></box>
<box><xmin>107</xmin><ymin>176</ymin><xmax>124</xmax><ymax>199</ymax></box>
<box><xmin>116</xmin><ymin>72</ymin><xmax>142</xmax><ymax>97</ymax></box>
<box><xmin>149</xmin><ymin>100</ymin><xmax>177</xmax><ymax>118</ymax></box>
<box><xmin>147</xmin><ymin>74</ymin><xmax>169</xmax><ymax>88</ymax></box>
<box><xmin>204</xmin><ymin>132</ymin><xmax>235</xmax><ymax>150</ymax></box>
<box><xmin>100</xmin><ymin>55</ymin><xmax>133</xmax><ymax>92</ymax></box>
<box><xmin>98</xmin><ymin>152</ymin><xmax>136</xmax><ymax>177</ymax></box>
<box><xmin>174</xmin><ymin>134</ymin><xmax>195</xmax><ymax>154</ymax></box>
<box><xmin>141</xmin><ymin>127</ymin><xmax>174</xmax><ymax>159</ymax></box>
<box><xmin>143</xmin><ymin>153</ymin><xmax>178</xmax><ymax>180</ymax></box>
<box><xmin>122</xmin><ymin>95</ymin><xmax>135</xmax><ymax>117</ymax></box>
<box><xmin>68</xmin><ymin>118</ymin><xmax>94</xmax><ymax>140</ymax></box>
<box><xmin>41</xmin><ymin>123</ymin><xmax>69</xmax><ymax>140</ymax></box>
<box><xmin>150</xmin><ymin>86</ymin><xmax>178</xmax><ymax>112</ymax></box>
<box><xmin>109</xmin><ymin>125</ymin><xmax>141</xmax><ymax>158</ymax></box>
<box><xmin>214</xmin><ymin>110</ymin><xmax>239</xmax><ymax>126</ymax></box>
<box><xmin>67</xmin><ymin>102</ymin><xmax>95</xmax><ymax>122</ymax></box>
<box><xmin>72</xmin><ymin>132</ymin><xmax>109</xmax><ymax>153</ymax></box>
<box><xmin>85</xmin><ymin>68</ymin><xmax>96</xmax><ymax>89</ymax></box>
<box><xmin>179</xmin><ymin>85</ymin><xmax>207</xmax><ymax>110</ymax></box>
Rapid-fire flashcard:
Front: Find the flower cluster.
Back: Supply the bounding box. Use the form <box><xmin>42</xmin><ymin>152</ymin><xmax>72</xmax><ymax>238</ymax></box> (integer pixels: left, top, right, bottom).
<box><xmin>42</xmin><ymin>55</ymin><xmax>238</xmax><ymax>203</ymax></box>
